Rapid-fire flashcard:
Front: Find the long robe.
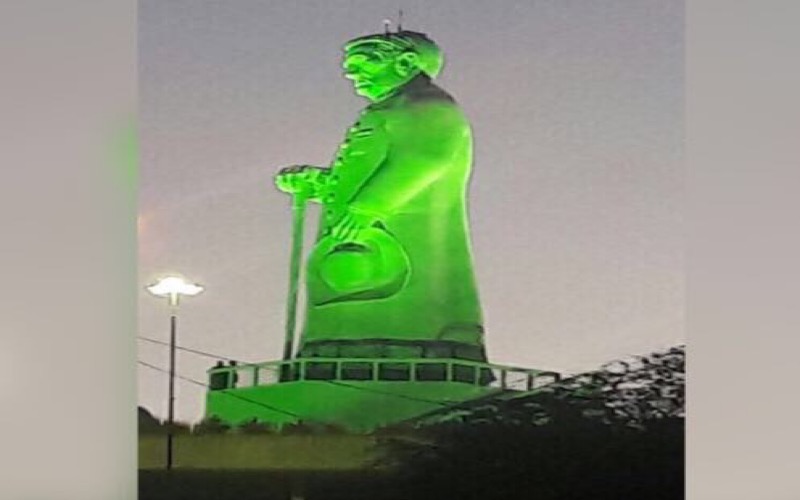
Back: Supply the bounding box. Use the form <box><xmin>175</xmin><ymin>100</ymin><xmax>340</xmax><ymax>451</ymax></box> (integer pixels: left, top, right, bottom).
<box><xmin>297</xmin><ymin>75</ymin><xmax>485</xmax><ymax>361</ymax></box>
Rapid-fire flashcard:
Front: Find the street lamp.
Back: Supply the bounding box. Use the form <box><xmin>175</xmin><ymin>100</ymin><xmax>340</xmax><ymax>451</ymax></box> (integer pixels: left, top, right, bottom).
<box><xmin>146</xmin><ymin>275</ymin><xmax>204</xmax><ymax>471</ymax></box>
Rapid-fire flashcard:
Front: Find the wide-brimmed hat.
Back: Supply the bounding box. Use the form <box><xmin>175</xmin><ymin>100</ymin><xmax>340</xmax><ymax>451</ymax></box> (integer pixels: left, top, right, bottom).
<box><xmin>307</xmin><ymin>227</ymin><xmax>410</xmax><ymax>306</ymax></box>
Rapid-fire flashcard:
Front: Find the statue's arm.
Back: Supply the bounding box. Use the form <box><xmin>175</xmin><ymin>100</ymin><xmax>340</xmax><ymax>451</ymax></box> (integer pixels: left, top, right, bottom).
<box><xmin>274</xmin><ymin>113</ymin><xmax>389</xmax><ymax>203</ymax></box>
<box><xmin>348</xmin><ymin>102</ymin><xmax>468</xmax><ymax>217</ymax></box>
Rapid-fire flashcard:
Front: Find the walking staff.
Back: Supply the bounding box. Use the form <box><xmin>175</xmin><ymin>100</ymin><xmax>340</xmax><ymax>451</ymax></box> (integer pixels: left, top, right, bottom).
<box><xmin>283</xmin><ymin>191</ymin><xmax>307</xmax><ymax>361</ymax></box>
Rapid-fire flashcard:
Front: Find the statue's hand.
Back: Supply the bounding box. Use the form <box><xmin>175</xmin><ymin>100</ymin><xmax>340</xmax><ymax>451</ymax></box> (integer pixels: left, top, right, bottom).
<box><xmin>330</xmin><ymin>208</ymin><xmax>379</xmax><ymax>242</ymax></box>
<box><xmin>275</xmin><ymin>165</ymin><xmax>329</xmax><ymax>198</ymax></box>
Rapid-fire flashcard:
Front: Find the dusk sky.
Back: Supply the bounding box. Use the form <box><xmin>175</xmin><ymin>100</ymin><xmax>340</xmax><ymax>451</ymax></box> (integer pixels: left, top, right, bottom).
<box><xmin>139</xmin><ymin>0</ymin><xmax>683</xmax><ymax>422</ymax></box>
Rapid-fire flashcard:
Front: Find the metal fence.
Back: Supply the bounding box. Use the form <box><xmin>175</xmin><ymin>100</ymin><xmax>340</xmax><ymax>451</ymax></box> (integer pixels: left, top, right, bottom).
<box><xmin>208</xmin><ymin>358</ymin><xmax>560</xmax><ymax>392</ymax></box>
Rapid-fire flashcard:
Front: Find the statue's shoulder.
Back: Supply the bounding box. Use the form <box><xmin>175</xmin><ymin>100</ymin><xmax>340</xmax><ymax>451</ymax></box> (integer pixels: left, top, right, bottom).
<box><xmin>376</xmin><ymin>82</ymin><xmax>471</xmax><ymax>149</ymax></box>
<box><xmin>394</xmin><ymin>79</ymin><xmax>467</xmax><ymax>122</ymax></box>
<box><xmin>405</xmin><ymin>80</ymin><xmax>457</xmax><ymax>106</ymax></box>
<box><xmin>366</xmin><ymin>77</ymin><xmax>469</xmax><ymax>142</ymax></box>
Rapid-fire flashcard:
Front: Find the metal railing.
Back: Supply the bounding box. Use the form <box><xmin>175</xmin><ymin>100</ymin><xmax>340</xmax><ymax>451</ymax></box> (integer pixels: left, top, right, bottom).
<box><xmin>208</xmin><ymin>357</ymin><xmax>560</xmax><ymax>392</ymax></box>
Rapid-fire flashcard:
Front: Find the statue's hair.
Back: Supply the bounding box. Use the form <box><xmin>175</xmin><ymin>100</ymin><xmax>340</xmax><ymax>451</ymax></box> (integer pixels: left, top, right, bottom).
<box><xmin>344</xmin><ymin>30</ymin><xmax>444</xmax><ymax>78</ymax></box>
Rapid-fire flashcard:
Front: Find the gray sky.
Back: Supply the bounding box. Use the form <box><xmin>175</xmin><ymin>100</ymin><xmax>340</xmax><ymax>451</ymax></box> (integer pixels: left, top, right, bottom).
<box><xmin>139</xmin><ymin>0</ymin><xmax>683</xmax><ymax>422</ymax></box>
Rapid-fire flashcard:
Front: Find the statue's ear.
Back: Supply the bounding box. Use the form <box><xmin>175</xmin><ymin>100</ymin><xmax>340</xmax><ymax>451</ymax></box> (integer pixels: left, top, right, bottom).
<box><xmin>395</xmin><ymin>52</ymin><xmax>420</xmax><ymax>77</ymax></box>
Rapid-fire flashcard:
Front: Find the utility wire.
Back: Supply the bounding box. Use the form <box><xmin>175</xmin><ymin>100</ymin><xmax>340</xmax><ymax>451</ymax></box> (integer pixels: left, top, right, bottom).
<box><xmin>138</xmin><ymin>340</ymin><xmax>560</xmax><ymax>418</ymax></box>
<box><xmin>139</xmin><ymin>337</ymin><xmax>466</xmax><ymax>406</ymax></box>
<box><xmin>137</xmin><ymin>336</ymin><xmax>252</xmax><ymax>364</ymax></box>
<box><xmin>137</xmin><ymin>359</ymin><xmax>301</xmax><ymax>418</ymax></box>
<box><xmin>140</xmin><ymin>355</ymin><xmax>459</xmax><ymax>418</ymax></box>
<box><xmin>138</xmin><ymin>360</ymin><xmax>208</xmax><ymax>389</ymax></box>
<box><xmin>323</xmin><ymin>379</ymin><xmax>453</xmax><ymax>407</ymax></box>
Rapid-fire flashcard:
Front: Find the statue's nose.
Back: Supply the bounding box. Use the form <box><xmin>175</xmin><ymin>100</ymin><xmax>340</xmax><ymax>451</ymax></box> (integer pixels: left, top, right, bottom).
<box><xmin>343</xmin><ymin>63</ymin><xmax>363</xmax><ymax>79</ymax></box>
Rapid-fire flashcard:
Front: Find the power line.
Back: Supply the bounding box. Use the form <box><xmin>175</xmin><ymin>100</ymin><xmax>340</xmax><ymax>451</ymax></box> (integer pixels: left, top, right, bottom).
<box><xmin>139</xmin><ymin>356</ymin><xmax>463</xmax><ymax>419</ymax></box>
<box><xmin>323</xmin><ymin>379</ymin><xmax>453</xmax><ymax>407</ymax></box>
<box><xmin>139</xmin><ymin>337</ymin><xmax>461</xmax><ymax>406</ymax></box>
<box><xmin>137</xmin><ymin>360</ymin><xmax>301</xmax><ymax>419</ymax></box>
<box><xmin>139</xmin><ymin>339</ymin><xmax>505</xmax><ymax>410</ymax></box>
<box><xmin>137</xmin><ymin>335</ymin><xmax>252</xmax><ymax>363</ymax></box>
<box><xmin>138</xmin><ymin>359</ymin><xmax>208</xmax><ymax>388</ymax></box>
<box><xmin>138</xmin><ymin>339</ymin><xmax>557</xmax><ymax>418</ymax></box>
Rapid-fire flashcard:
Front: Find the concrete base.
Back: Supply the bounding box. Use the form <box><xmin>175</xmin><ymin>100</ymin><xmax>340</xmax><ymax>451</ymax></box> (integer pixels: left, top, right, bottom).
<box><xmin>205</xmin><ymin>380</ymin><xmax>501</xmax><ymax>431</ymax></box>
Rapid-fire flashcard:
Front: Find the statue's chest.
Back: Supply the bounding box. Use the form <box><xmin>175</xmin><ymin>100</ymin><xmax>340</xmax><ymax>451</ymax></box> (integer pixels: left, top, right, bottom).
<box><xmin>328</xmin><ymin>111</ymin><xmax>388</xmax><ymax>198</ymax></box>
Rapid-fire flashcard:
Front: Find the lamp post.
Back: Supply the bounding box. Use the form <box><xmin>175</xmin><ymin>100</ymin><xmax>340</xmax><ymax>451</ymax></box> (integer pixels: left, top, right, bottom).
<box><xmin>146</xmin><ymin>276</ymin><xmax>204</xmax><ymax>471</ymax></box>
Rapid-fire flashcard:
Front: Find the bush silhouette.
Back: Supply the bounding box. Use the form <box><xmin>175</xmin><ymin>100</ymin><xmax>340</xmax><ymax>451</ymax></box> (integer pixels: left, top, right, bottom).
<box><xmin>376</xmin><ymin>416</ymin><xmax>683</xmax><ymax>500</ymax></box>
<box><xmin>372</xmin><ymin>346</ymin><xmax>686</xmax><ymax>500</ymax></box>
<box><xmin>235</xmin><ymin>419</ymin><xmax>275</xmax><ymax>435</ymax></box>
<box><xmin>192</xmin><ymin>416</ymin><xmax>231</xmax><ymax>435</ymax></box>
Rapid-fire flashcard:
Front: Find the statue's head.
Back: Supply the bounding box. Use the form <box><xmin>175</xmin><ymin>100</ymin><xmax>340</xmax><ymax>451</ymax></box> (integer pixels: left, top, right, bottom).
<box><xmin>342</xmin><ymin>30</ymin><xmax>443</xmax><ymax>102</ymax></box>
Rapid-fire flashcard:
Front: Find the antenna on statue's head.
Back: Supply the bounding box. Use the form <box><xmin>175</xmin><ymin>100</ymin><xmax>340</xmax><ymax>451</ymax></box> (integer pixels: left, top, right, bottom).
<box><xmin>383</xmin><ymin>18</ymin><xmax>391</xmax><ymax>34</ymax></box>
<box><xmin>397</xmin><ymin>9</ymin><xmax>404</xmax><ymax>31</ymax></box>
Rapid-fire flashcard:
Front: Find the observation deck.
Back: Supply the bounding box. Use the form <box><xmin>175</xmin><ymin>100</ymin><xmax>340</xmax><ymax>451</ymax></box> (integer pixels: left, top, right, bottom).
<box><xmin>205</xmin><ymin>357</ymin><xmax>559</xmax><ymax>431</ymax></box>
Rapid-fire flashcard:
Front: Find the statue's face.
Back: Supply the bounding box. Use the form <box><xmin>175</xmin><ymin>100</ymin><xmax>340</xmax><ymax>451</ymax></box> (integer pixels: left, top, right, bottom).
<box><xmin>343</xmin><ymin>44</ymin><xmax>419</xmax><ymax>102</ymax></box>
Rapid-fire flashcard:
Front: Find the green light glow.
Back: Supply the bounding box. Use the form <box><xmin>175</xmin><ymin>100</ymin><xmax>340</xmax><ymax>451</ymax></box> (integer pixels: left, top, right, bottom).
<box><xmin>276</xmin><ymin>30</ymin><xmax>485</xmax><ymax>362</ymax></box>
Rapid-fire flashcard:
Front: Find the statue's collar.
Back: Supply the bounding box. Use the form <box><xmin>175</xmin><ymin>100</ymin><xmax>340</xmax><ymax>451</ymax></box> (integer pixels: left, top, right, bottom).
<box><xmin>368</xmin><ymin>73</ymin><xmax>432</xmax><ymax>109</ymax></box>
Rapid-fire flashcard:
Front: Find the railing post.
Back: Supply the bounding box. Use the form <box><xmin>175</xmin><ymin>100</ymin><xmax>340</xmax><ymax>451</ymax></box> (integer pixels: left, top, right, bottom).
<box><xmin>445</xmin><ymin>361</ymin><xmax>453</xmax><ymax>382</ymax></box>
<box><xmin>500</xmin><ymin>369</ymin><xmax>507</xmax><ymax>390</ymax></box>
<box><xmin>335</xmin><ymin>360</ymin><xmax>343</xmax><ymax>381</ymax></box>
<box><xmin>409</xmin><ymin>360</ymin><xmax>417</xmax><ymax>382</ymax></box>
<box><xmin>526</xmin><ymin>372</ymin><xmax>534</xmax><ymax>391</ymax></box>
<box><xmin>252</xmin><ymin>366</ymin><xmax>259</xmax><ymax>387</ymax></box>
<box><xmin>372</xmin><ymin>361</ymin><xmax>380</xmax><ymax>381</ymax></box>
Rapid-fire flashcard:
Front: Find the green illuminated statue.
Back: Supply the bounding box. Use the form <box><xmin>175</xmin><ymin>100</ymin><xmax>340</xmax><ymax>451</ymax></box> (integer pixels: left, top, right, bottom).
<box><xmin>275</xmin><ymin>30</ymin><xmax>485</xmax><ymax>362</ymax></box>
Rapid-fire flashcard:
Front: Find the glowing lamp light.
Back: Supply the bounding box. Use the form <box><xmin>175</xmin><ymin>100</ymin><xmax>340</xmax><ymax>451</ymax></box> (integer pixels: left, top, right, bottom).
<box><xmin>146</xmin><ymin>276</ymin><xmax>204</xmax><ymax>307</ymax></box>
